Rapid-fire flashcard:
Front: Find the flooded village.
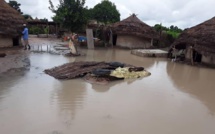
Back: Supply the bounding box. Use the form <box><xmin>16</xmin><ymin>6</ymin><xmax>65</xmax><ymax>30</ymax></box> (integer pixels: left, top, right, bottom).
<box><xmin>1</xmin><ymin>0</ymin><xmax>215</xmax><ymax>134</ymax></box>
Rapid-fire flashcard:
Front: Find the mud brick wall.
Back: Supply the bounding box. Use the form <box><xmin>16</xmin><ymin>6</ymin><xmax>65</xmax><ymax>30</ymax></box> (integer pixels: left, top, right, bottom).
<box><xmin>0</xmin><ymin>35</ymin><xmax>13</xmax><ymax>47</ymax></box>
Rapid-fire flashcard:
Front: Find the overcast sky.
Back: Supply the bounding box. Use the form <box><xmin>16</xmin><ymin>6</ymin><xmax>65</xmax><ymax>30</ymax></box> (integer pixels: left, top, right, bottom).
<box><xmin>7</xmin><ymin>0</ymin><xmax>215</xmax><ymax>29</ymax></box>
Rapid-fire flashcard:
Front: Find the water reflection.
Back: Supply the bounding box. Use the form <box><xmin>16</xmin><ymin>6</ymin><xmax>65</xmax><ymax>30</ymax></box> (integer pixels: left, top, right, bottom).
<box><xmin>0</xmin><ymin>65</ymin><xmax>29</xmax><ymax>109</ymax></box>
<box><xmin>76</xmin><ymin>48</ymin><xmax>157</xmax><ymax>70</ymax></box>
<box><xmin>81</xmin><ymin>48</ymin><xmax>116</xmax><ymax>62</ymax></box>
<box><xmin>0</xmin><ymin>49</ymin><xmax>215</xmax><ymax>134</ymax></box>
<box><xmin>30</xmin><ymin>53</ymin><xmax>73</xmax><ymax>69</ymax></box>
<box><xmin>167</xmin><ymin>62</ymin><xmax>215</xmax><ymax>114</ymax></box>
<box><xmin>90</xmin><ymin>80</ymin><xmax>124</xmax><ymax>93</ymax></box>
<box><xmin>51</xmin><ymin>79</ymin><xmax>87</xmax><ymax>122</ymax></box>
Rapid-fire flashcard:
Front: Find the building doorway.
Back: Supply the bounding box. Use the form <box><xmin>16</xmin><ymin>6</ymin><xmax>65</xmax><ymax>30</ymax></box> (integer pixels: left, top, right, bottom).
<box><xmin>13</xmin><ymin>36</ymin><xmax>20</xmax><ymax>46</ymax></box>
<box><xmin>193</xmin><ymin>50</ymin><xmax>202</xmax><ymax>63</ymax></box>
<box><xmin>112</xmin><ymin>34</ymin><xmax>117</xmax><ymax>46</ymax></box>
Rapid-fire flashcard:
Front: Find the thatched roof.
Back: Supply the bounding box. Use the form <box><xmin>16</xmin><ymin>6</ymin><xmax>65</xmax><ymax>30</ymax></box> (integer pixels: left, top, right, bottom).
<box><xmin>0</xmin><ymin>0</ymin><xmax>26</xmax><ymax>36</ymax></box>
<box><xmin>172</xmin><ymin>17</ymin><xmax>215</xmax><ymax>57</ymax></box>
<box><xmin>45</xmin><ymin>61</ymin><xmax>113</xmax><ymax>79</ymax></box>
<box><xmin>45</xmin><ymin>61</ymin><xmax>134</xmax><ymax>80</ymax></box>
<box><xmin>112</xmin><ymin>14</ymin><xmax>159</xmax><ymax>39</ymax></box>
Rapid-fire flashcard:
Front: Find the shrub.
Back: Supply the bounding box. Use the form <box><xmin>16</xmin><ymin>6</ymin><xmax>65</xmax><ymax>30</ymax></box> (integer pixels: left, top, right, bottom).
<box><xmin>29</xmin><ymin>26</ymin><xmax>43</xmax><ymax>34</ymax></box>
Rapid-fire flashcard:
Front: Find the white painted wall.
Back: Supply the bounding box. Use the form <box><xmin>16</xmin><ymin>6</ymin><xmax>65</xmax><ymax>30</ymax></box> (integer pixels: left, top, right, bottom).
<box><xmin>116</xmin><ymin>35</ymin><xmax>151</xmax><ymax>49</ymax></box>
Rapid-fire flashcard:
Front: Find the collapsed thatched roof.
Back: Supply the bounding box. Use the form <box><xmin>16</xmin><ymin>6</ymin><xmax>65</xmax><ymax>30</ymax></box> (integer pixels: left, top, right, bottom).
<box><xmin>44</xmin><ymin>61</ymin><xmax>112</xmax><ymax>79</ymax></box>
<box><xmin>44</xmin><ymin>61</ymin><xmax>134</xmax><ymax>80</ymax></box>
<box><xmin>172</xmin><ymin>17</ymin><xmax>215</xmax><ymax>57</ymax></box>
<box><xmin>112</xmin><ymin>14</ymin><xmax>159</xmax><ymax>39</ymax></box>
<box><xmin>0</xmin><ymin>0</ymin><xmax>26</xmax><ymax>36</ymax></box>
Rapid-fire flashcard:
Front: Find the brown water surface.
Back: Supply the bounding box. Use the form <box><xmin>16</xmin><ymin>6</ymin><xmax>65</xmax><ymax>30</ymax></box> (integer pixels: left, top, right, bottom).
<box><xmin>0</xmin><ymin>48</ymin><xmax>215</xmax><ymax>134</ymax></box>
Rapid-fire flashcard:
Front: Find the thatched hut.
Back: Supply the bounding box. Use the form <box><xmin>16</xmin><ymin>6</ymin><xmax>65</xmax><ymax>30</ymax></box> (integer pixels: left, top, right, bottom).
<box><xmin>112</xmin><ymin>14</ymin><xmax>159</xmax><ymax>49</ymax></box>
<box><xmin>171</xmin><ymin>17</ymin><xmax>215</xmax><ymax>65</ymax></box>
<box><xmin>0</xmin><ymin>0</ymin><xmax>26</xmax><ymax>48</ymax></box>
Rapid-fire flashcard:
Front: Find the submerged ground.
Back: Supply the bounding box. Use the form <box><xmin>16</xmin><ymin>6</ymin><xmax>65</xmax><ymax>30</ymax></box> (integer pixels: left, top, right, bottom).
<box><xmin>0</xmin><ymin>39</ymin><xmax>215</xmax><ymax>134</ymax></box>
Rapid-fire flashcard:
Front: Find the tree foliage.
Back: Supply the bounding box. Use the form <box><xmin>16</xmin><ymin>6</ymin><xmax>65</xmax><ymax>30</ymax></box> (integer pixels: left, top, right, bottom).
<box><xmin>169</xmin><ymin>25</ymin><xmax>182</xmax><ymax>33</ymax></box>
<box><xmin>40</xmin><ymin>18</ymin><xmax>48</xmax><ymax>22</ymax></box>
<box><xmin>154</xmin><ymin>24</ymin><xmax>183</xmax><ymax>33</ymax></box>
<box><xmin>154</xmin><ymin>24</ymin><xmax>183</xmax><ymax>39</ymax></box>
<box><xmin>91</xmin><ymin>0</ymin><xmax>120</xmax><ymax>24</ymax></box>
<box><xmin>83</xmin><ymin>8</ymin><xmax>94</xmax><ymax>22</ymax></box>
<box><xmin>8</xmin><ymin>0</ymin><xmax>23</xmax><ymax>14</ymax></box>
<box><xmin>49</xmin><ymin>0</ymin><xmax>87</xmax><ymax>32</ymax></box>
<box><xmin>22</xmin><ymin>14</ymin><xmax>33</xmax><ymax>20</ymax></box>
<box><xmin>153</xmin><ymin>24</ymin><xmax>183</xmax><ymax>47</ymax></box>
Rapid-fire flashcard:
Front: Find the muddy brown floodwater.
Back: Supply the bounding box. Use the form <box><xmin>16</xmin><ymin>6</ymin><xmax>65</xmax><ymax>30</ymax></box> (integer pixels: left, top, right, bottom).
<box><xmin>0</xmin><ymin>48</ymin><xmax>215</xmax><ymax>134</ymax></box>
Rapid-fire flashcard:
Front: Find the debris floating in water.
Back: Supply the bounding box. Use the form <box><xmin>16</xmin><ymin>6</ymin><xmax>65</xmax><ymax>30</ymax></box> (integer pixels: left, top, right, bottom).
<box><xmin>44</xmin><ymin>61</ymin><xmax>151</xmax><ymax>84</ymax></box>
<box><xmin>110</xmin><ymin>67</ymin><xmax>150</xmax><ymax>79</ymax></box>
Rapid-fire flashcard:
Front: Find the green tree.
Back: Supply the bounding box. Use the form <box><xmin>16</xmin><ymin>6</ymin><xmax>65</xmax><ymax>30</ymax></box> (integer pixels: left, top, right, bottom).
<box><xmin>49</xmin><ymin>0</ymin><xmax>87</xmax><ymax>32</ymax></box>
<box><xmin>169</xmin><ymin>25</ymin><xmax>182</xmax><ymax>32</ymax></box>
<box><xmin>154</xmin><ymin>24</ymin><xmax>168</xmax><ymax>32</ymax></box>
<box><xmin>154</xmin><ymin>24</ymin><xmax>162</xmax><ymax>32</ymax></box>
<box><xmin>8</xmin><ymin>0</ymin><xmax>23</xmax><ymax>14</ymax></box>
<box><xmin>84</xmin><ymin>8</ymin><xmax>94</xmax><ymax>22</ymax></box>
<box><xmin>40</xmin><ymin>18</ymin><xmax>48</xmax><ymax>22</ymax></box>
<box><xmin>92</xmin><ymin>0</ymin><xmax>120</xmax><ymax>24</ymax></box>
<box><xmin>23</xmin><ymin>14</ymin><xmax>33</xmax><ymax>20</ymax></box>
<box><xmin>153</xmin><ymin>24</ymin><xmax>183</xmax><ymax>47</ymax></box>
<box><xmin>170</xmin><ymin>25</ymin><xmax>174</xmax><ymax>30</ymax></box>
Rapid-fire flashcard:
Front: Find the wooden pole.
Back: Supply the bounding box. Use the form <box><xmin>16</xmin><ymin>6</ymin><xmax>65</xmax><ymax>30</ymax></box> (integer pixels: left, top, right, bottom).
<box><xmin>109</xmin><ymin>29</ymin><xmax>113</xmax><ymax>48</ymax></box>
<box><xmin>190</xmin><ymin>46</ymin><xmax>194</xmax><ymax>65</ymax></box>
<box><xmin>86</xmin><ymin>29</ymin><xmax>94</xmax><ymax>49</ymax></box>
<box><xmin>151</xmin><ymin>38</ymin><xmax>154</xmax><ymax>46</ymax></box>
<box><xmin>171</xmin><ymin>46</ymin><xmax>176</xmax><ymax>61</ymax></box>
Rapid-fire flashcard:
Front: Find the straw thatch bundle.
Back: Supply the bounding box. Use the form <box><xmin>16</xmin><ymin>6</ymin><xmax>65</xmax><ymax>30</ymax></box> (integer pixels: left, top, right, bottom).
<box><xmin>0</xmin><ymin>0</ymin><xmax>26</xmax><ymax>36</ymax></box>
<box><xmin>172</xmin><ymin>17</ymin><xmax>215</xmax><ymax>57</ymax></box>
<box><xmin>44</xmin><ymin>61</ymin><xmax>112</xmax><ymax>79</ymax></box>
<box><xmin>112</xmin><ymin>14</ymin><xmax>159</xmax><ymax>39</ymax></box>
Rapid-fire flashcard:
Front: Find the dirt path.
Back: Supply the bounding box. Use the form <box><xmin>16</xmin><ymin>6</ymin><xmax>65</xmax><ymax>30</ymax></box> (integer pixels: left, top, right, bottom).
<box><xmin>0</xmin><ymin>48</ymin><xmax>30</xmax><ymax>74</ymax></box>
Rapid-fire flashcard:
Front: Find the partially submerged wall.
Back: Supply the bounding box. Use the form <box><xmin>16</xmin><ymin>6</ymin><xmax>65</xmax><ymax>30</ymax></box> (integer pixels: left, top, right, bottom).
<box><xmin>116</xmin><ymin>35</ymin><xmax>151</xmax><ymax>49</ymax></box>
<box><xmin>184</xmin><ymin>47</ymin><xmax>215</xmax><ymax>65</ymax></box>
<box><xmin>202</xmin><ymin>55</ymin><xmax>215</xmax><ymax>65</ymax></box>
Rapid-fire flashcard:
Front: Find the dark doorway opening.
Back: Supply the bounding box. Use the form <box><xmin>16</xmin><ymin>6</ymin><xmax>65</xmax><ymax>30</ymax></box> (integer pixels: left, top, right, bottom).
<box><xmin>153</xmin><ymin>39</ymin><xmax>159</xmax><ymax>47</ymax></box>
<box><xmin>13</xmin><ymin>37</ymin><xmax>20</xmax><ymax>46</ymax></box>
<box><xmin>193</xmin><ymin>50</ymin><xmax>202</xmax><ymax>63</ymax></box>
<box><xmin>113</xmin><ymin>34</ymin><xmax>117</xmax><ymax>46</ymax></box>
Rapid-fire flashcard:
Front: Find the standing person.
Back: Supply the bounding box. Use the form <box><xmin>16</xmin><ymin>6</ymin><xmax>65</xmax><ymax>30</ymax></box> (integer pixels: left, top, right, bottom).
<box><xmin>22</xmin><ymin>24</ymin><xmax>30</xmax><ymax>50</ymax></box>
